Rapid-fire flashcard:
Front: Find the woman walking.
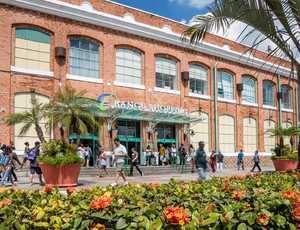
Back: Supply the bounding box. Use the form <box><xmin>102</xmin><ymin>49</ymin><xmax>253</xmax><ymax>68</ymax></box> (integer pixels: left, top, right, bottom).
<box><xmin>251</xmin><ymin>150</ymin><xmax>262</xmax><ymax>172</ymax></box>
<box><xmin>129</xmin><ymin>147</ymin><xmax>143</xmax><ymax>176</ymax></box>
<box><xmin>209</xmin><ymin>150</ymin><xmax>217</xmax><ymax>173</ymax></box>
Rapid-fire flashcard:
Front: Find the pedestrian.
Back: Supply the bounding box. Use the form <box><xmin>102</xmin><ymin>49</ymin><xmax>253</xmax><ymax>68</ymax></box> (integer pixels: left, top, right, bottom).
<box><xmin>251</xmin><ymin>150</ymin><xmax>262</xmax><ymax>172</ymax></box>
<box><xmin>77</xmin><ymin>144</ymin><xmax>86</xmax><ymax>165</ymax></box>
<box><xmin>158</xmin><ymin>144</ymin><xmax>166</xmax><ymax>166</ymax></box>
<box><xmin>21</xmin><ymin>142</ymin><xmax>30</xmax><ymax>167</ymax></box>
<box><xmin>189</xmin><ymin>144</ymin><xmax>196</xmax><ymax>173</ymax></box>
<box><xmin>10</xmin><ymin>147</ymin><xmax>21</xmax><ymax>182</ymax></box>
<box><xmin>97</xmin><ymin>147</ymin><xmax>108</xmax><ymax>177</ymax></box>
<box><xmin>129</xmin><ymin>147</ymin><xmax>143</xmax><ymax>176</ymax></box>
<box><xmin>145</xmin><ymin>145</ymin><xmax>153</xmax><ymax>166</ymax></box>
<box><xmin>27</xmin><ymin>141</ymin><xmax>44</xmax><ymax>186</ymax></box>
<box><xmin>111</xmin><ymin>138</ymin><xmax>128</xmax><ymax>186</ymax></box>
<box><xmin>0</xmin><ymin>147</ymin><xmax>17</xmax><ymax>186</ymax></box>
<box><xmin>209</xmin><ymin>150</ymin><xmax>217</xmax><ymax>173</ymax></box>
<box><xmin>195</xmin><ymin>141</ymin><xmax>209</xmax><ymax>180</ymax></box>
<box><xmin>217</xmin><ymin>151</ymin><xmax>224</xmax><ymax>172</ymax></box>
<box><xmin>179</xmin><ymin>144</ymin><xmax>187</xmax><ymax>166</ymax></box>
<box><xmin>170</xmin><ymin>144</ymin><xmax>177</xmax><ymax>165</ymax></box>
<box><xmin>237</xmin><ymin>149</ymin><xmax>245</xmax><ymax>171</ymax></box>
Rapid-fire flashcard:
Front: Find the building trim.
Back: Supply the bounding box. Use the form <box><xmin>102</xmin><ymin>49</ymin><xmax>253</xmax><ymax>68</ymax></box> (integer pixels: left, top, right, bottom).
<box><xmin>1</xmin><ymin>0</ymin><xmax>295</xmax><ymax>78</ymax></box>
<box><xmin>218</xmin><ymin>97</ymin><xmax>236</xmax><ymax>104</ymax></box>
<box><xmin>11</xmin><ymin>65</ymin><xmax>53</xmax><ymax>77</ymax></box>
<box><xmin>282</xmin><ymin>108</ymin><xmax>294</xmax><ymax>113</ymax></box>
<box><xmin>263</xmin><ymin>105</ymin><xmax>277</xmax><ymax>110</ymax></box>
<box><xmin>66</xmin><ymin>74</ymin><xmax>103</xmax><ymax>84</ymax></box>
<box><xmin>154</xmin><ymin>87</ymin><xmax>180</xmax><ymax>95</ymax></box>
<box><xmin>188</xmin><ymin>92</ymin><xmax>210</xmax><ymax>100</ymax></box>
<box><xmin>113</xmin><ymin>81</ymin><xmax>145</xmax><ymax>90</ymax></box>
<box><xmin>241</xmin><ymin>101</ymin><xmax>258</xmax><ymax>107</ymax></box>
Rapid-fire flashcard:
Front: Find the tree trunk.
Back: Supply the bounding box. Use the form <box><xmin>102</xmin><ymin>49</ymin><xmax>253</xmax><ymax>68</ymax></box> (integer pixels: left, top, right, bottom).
<box><xmin>76</xmin><ymin>133</ymin><xmax>81</xmax><ymax>146</ymax></box>
<box><xmin>35</xmin><ymin>124</ymin><xmax>46</xmax><ymax>143</ymax></box>
<box><xmin>60</xmin><ymin>127</ymin><xmax>65</xmax><ymax>144</ymax></box>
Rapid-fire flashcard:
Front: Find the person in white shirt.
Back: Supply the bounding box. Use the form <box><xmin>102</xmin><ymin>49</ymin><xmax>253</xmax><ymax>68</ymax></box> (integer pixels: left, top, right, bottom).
<box><xmin>111</xmin><ymin>138</ymin><xmax>128</xmax><ymax>186</ymax></box>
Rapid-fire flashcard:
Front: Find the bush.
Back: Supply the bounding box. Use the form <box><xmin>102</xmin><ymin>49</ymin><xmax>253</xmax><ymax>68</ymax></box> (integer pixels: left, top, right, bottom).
<box><xmin>271</xmin><ymin>144</ymin><xmax>298</xmax><ymax>160</ymax></box>
<box><xmin>0</xmin><ymin>172</ymin><xmax>300</xmax><ymax>229</ymax></box>
<box><xmin>38</xmin><ymin>140</ymin><xmax>82</xmax><ymax>166</ymax></box>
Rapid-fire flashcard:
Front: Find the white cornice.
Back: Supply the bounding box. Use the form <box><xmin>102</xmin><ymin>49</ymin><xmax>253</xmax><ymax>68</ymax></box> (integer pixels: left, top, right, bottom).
<box><xmin>1</xmin><ymin>0</ymin><xmax>295</xmax><ymax>78</ymax></box>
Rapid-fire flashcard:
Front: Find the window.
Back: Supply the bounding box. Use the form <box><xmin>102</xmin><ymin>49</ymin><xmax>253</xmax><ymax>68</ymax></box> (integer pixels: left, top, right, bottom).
<box><xmin>242</xmin><ymin>76</ymin><xmax>256</xmax><ymax>103</ymax></box>
<box><xmin>156</xmin><ymin>57</ymin><xmax>177</xmax><ymax>90</ymax></box>
<box><xmin>243</xmin><ymin>117</ymin><xmax>257</xmax><ymax>152</ymax></box>
<box><xmin>157</xmin><ymin>124</ymin><xmax>176</xmax><ymax>139</ymax></box>
<box><xmin>219</xmin><ymin>115</ymin><xmax>235</xmax><ymax>153</ymax></box>
<box><xmin>70</xmin><ymin>38</ymin><xmax>99</xmax><ymax>78</ymax></box>
<box><xmin>15</xmin><ymin>28</ymin><xmax>50</xmax><ymax>71</ymax></box>
<box><xmin>218</xmin><ymin>71</ymin><xmax>234</xmax><ymax>99</ymax></box>
<box><xmin>116</xmin><ymin>48</ymin><xmax>142</xmax><ymax>84</ymax></box>
<box><xmin>281</xmin><ymin>85</ymin><xmax>292</xmax><ymax>109</ymax></box>
<box><xmin>190</xmin><ymin>112</ymin><xmax>209</xmax><ymax>152</ymax></box>
<box><xmin>264</xmin><ymin>120</ymin><xmax>275</xmax><ymax>153</ymax></box>
<box><xmin>263</xmin><ymin>81</ymin><xmax>275</xmax><ymax>106</ymax></box>
<box><xmin>189</xmin><ymin>64</ymin><xmax>208</xmax><ymax>95</ymax></box>
<box><xmin>14</xmin><ymin>93</ymin><xmax>50</xmax><ymax>153</ymax></box>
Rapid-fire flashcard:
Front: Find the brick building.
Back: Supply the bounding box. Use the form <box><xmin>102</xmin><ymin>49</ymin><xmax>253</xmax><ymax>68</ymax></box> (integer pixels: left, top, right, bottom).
<box><xmin>0</xmin><ymin>0</ymin><xmax>298</xmax><ymax>166</ymax></box>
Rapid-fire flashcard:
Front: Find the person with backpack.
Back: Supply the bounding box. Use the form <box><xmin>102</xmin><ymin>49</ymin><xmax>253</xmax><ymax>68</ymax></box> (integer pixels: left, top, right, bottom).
<box><xmin>27</xmin><ymin>141</ymin><xmax>44</xmax><ymax>185</ymax></box>
<box><xmin>0</xmin><ymin>147</ymin><xmax>17</xmax><ymax>186</ymax></box>
<box><xmin>251</xmin><ymin>150</ymin><xmax>262</xmax><ymax>172</ymax></box>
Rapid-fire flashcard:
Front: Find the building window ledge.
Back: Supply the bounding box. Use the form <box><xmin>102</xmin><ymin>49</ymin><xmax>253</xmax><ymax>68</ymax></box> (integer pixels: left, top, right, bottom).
<box><xmin>263</xmin><ymin>105</ymin><xmax>277</xmax><ymax>110</ymax></box>
<box><xmin>188</xmin><ymin>92</ymin><xmax>210</xmax><ymax>100</ymax></box>
<box><xmin>67</xmin><ymin>74</ymin><xmax>103</xmax><ymax>84</ymax></box>
<box><xmin>218</xmin><ymin>97</ymin><xmax>236</xmax><ymax>104</ymax></box>
<box><xmin>113</xmin><ymin>81</ymin><xmax>145</xmax><ymax>90</ymax></box>
<box><xmin>154</xmin><ymin>87</ymin><xmax>180</xmax><ymax>95</ymax></box>
<box><xmin>11</xmin><ymin>66</ymin><xmax>53</xmax><ymax>78</ymax></box>
<box><xmin>282</xmin><ymin>108</ymin><xmax>293</xmax><ymax>113</ymax></box>
<box><xmin>241</xmin><ymin>101</ymin><xmax>258</xmax><ymax>107</ymax></box>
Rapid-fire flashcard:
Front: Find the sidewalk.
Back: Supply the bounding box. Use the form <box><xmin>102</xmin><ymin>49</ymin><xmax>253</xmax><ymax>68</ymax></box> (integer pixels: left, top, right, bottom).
<box><xmin>13</xmin><ymin>166</ymin><xmax>274</xmax><ymax>189</ymax></box>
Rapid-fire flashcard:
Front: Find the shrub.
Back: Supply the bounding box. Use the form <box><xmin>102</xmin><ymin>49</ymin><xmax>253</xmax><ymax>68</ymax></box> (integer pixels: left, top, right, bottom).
<box><xmin>271</xmin><ymin>144</ymin><xmax>298</xmax><ymax>160</ymax></box>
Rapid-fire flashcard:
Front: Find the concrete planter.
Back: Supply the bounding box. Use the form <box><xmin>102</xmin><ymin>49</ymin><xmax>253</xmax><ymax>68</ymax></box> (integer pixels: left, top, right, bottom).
<box><xmin>272</xmin><ymin>159</ymin><xmax>298</xmax><ymax>171</ymax></box>
<box><xmin>40</xmin><ymin>163</ymin><xmax>81</xmax><ymax>187</ymax></box>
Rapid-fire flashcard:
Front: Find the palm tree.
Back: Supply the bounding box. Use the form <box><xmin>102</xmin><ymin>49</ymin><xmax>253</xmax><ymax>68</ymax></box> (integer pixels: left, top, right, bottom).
<box><xmin>268</xmin><ymin>127</ymin><xmax>294</xmax><ymax>147</ymax></box>
<box><xmin>184</xmin><ymin>0</ymin><xmax>300</xmax><ymax>167</ymax></box>
<box><xmin>5</xmin><ymin>93</ymin><xmax>48</xmax><ymax>143</ymax></box>
<box><xmin>48</xmin><ymin>85</ymin><xmax>98</xmax><ymax>145</ymax></box>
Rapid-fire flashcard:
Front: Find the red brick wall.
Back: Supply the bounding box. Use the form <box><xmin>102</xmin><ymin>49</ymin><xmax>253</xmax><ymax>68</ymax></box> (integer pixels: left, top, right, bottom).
<box><xmin>0</xmin><ymin>3</ymin><xmax>297</xmax><ymax>154</ymax></box>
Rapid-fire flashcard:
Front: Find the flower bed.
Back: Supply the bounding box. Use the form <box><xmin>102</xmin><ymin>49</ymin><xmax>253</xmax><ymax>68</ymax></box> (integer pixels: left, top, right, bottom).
<box><xmin>0</xmin><ymin>172</ymin><xmax>300</xmax><ymax>229</ymax></box>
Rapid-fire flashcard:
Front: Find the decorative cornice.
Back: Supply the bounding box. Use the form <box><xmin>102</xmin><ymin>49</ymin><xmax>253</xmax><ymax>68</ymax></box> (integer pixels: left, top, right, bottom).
<box><xmin>1</xmin><ymin>0</ymin><xmax>294</xmax><ymax>78</ymax></box>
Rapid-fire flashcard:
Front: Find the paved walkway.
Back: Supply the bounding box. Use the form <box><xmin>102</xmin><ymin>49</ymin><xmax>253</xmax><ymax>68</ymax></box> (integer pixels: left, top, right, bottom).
<box><xmin>12</xmin><ymin>166</ymin><xmax>274</xmax><ymax>189</ymax></box>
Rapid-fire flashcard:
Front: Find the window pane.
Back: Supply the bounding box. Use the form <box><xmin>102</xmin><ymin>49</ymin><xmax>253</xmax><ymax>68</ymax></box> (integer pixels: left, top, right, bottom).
<box><xmin>156</xmin><ymin>57</ymin><xmax>177</xmax><ymax>89</ymax></box>
<box><xmin>242</xmin><ymin>76</ymin><xmax>256</xmax><ymax>103</ymax></box>
<box><xmin>218</xmin><ymin>71</ymin><xmax>233</xmax><ymax>99</ymax></box>
<box><xmin>70</xmin><ymin>38</ymin><xmax>99</xmax><ymax>78</ymax></box>
<box><xmin>281</xmin><ymin>85</ymin><xmax>292</xmax><ymax>109</ymax></box>
<box><xmin>219</xmin><ymin>115</ymin><xmax>235</xmax><ymax>153</ymax></box>
<box><xmin>189</xmin><ymin>64</ymin><xmax>208</xmax><ymax>95</ymax></box>
<box><xmin>243</xmin><ymin>117</ymin><xmax>257</xmax><ymax>153</ymax></box>
<box><xmin>263</xmin><ymin>81</ymin><xmax>275</xmax><ymax>106</ymax></box>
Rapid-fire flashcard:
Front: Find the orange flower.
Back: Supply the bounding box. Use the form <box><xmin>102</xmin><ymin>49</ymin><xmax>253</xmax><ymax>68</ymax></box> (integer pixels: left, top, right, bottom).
<box><xmin>223</xmin><ymin>177</ymin><xmax>230</xmax><ymax>183</ymax></box>
<box><xmin>90</xmin><ymin>196</ymin><xmax>112</xmax><ymax>210</ymax></box>
<box><xmin>0</xmin><ymin>198</ymin><xmax>12</xmax><ymax>209</ymax></box>
<box><xmin>204</xmin><ymin>203</ymin><xmax>216</xmax><ymax>212</ymax></box>
<box><xmin>164</xmin><ymin>207</ymin><xmax>190</xmax><ymax>225</ymax></box>
<box><xmin>282</xmin><ymin>191</ymin><xmax>300</xmax><ymax>201</ymax></box>
<box><xmin>147</xmin><ymin>183</ymin><xmax>160</xmax><ymax>189</ymax></box>
<box><xmin>91</xmin><ymin>223</ymin><xmax>106</xmax><ymax>230</ymax></box>
<box><xmin>66</xmin><ymin>187</ymin><xmax>76</xmax><ymax>194</ymax></box>
<box><xmin>44</xmin><ymin>185</ymin><xmax>53</xmax><ymax>194</ymax></box>
<box><xmin>231</xmin><ymin>175</ymin><xmax>246</xmax><ymax>180</ymax></box>
<box><xmin>256</xmin><ymin>214</ymin><xmax>270</xmax><ymax>225</ymax></box>
<box><xmin>232</xmin><ymin>190</ymin><xmax>246</xmax><ymax>201</ymax></box>
<box><xmin>292</xmin><ymin>207</ymin><xmax>300</xmax><ymax>221</ymax></box>
<box><xmin>223</xmin><ymin>184</ymin><xmax>231</xmax><ymax>191</ymax></box>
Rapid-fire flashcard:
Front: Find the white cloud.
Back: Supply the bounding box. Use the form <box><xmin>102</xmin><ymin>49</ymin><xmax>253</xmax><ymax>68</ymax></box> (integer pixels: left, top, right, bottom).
<box><xmin>169</xmin><ymin>0</ymin><xmax>214</xmax><ymax>9</ymax></box>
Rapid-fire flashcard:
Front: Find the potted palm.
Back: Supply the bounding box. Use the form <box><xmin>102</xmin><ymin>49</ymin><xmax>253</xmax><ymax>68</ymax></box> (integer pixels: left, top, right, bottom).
<box><xmin>269</xmin><ymin>127</ymin><xmax>298</xmax><ymax>171</ymax></box>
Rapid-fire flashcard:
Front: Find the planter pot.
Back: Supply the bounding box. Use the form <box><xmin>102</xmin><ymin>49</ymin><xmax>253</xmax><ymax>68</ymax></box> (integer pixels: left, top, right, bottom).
<box><xmin>40</xmin><ymin>163</ymin><xmax>81</xmax><ymax>187</ymax></box>
<box><xmin>272</xmin><ymin>159</ymin><xmax>298</xmax><ymax>171</ymax></box>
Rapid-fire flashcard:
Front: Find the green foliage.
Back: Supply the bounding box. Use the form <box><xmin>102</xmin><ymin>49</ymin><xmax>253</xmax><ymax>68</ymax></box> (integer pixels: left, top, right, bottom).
<box><xmin>38</xmin><ymin>140</ymin><xmax>82</xmax><ymax>166</ymax></box>
<box><xmin>271</xmin><ymin>144</ymin><xmax>298</xmax><ymax>160</ymax></box>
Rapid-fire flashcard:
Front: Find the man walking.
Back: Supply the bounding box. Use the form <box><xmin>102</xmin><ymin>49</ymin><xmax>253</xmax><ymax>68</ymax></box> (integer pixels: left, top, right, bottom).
<box><xmin>129</xmin><ymin>147</ymin><xmax>143</xmax><ymax>176</ymax></box>
<box><xmin>251</xmin><ymin>150</ymin><xmax>262</xmax><ymax>172</ymax></box>
<box><xmin>216</xmin><ymin>151</ymin><xmax>224</xmax><ymax>172</ymax></box>
<box><xmin>27</xmin><ymin>141</ymin><xmax>44</xmax><ymax>185</ymax></box>
<box><xmin>111</xmin><ymin>138</ymin><xmax>128</xmax><ymax>186</ymax></box>
<box><xmin>237</xmin><ymin>149</ymin><xmax>245</xmax><ymax>171</ymax></box>
<box><xmin>195</xmin><ymin>141</ymin><xmax>209</xmax><ymax>180</ymax></box>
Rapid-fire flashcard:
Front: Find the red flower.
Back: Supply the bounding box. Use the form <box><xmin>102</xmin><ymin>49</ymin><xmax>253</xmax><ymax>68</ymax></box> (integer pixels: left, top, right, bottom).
<box><xmin>293</xmin><ymin>207</ymin><xmax>300</xmax><ymax>221</ymax></box>
<box><xmin>44</xmin><ymin>185</ymin><xmax>53</xmax><ymax>193</ymax></box>
<box><xmin>90</xmin><ymin>196</ymin><xmax>112</xmax><ymax>210</ymax></box>
<box><xmin>256</xmin><ymin>214</ymin><xmax>270</xmax><ymax>225</ymax></box>
<box><xmin>0</xmin><ymin>198</ymin><xmax>12</xmax><ymax>209</ymax></box>
<box><xmin>223</xmin><ymin>184</ymin><xmax>231</xmax><ymax>191</ymax></box>
<box><xmin>282</xmin><ymin>191</ymin><xmax>300</xmax><ymax>201</ymax></box>
<box><xmin>66</xmin><ymin>187</ymin><xmax>76</xmax><ymax>194</ymax></box>
<box><xmin>164</xmin><ymin>207</ymin><xmax>190</xmax><ymax>225</ymax></box>
<box><xmin>232</xmin><ymin>190</ymin><xmax>246</xmax><ymax>201</ymax></box>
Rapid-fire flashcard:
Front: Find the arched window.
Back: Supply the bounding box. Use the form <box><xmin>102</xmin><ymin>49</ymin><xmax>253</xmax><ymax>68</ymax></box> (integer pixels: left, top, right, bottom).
<box><xmin>242</xmin><ymin>76</ymin><xmax>256</xmax><ymax>103</ymax></box>
<box><xmin>281</xmin><ymin>85</ymin><xmax>292</xmax><ymax>109</ymax></box>
<box><xmin>156</xmin><ymin>57</ymin><xmax>177</xmax><ymax>90</ymax></box>
<box><xmin>70</xmin><ymin>37</ymin><xmax>99</xmax><ymax>78</ymax></box>
<box><xmin>14</xmin><ymin>93</ymin><xmax>50</xmax><ymax>153</ymax></box>
<box><xmin>264</xmin><ymin>120</ymin><xmax>276</xmax><ymax>153</ymax></box>
<box><xmin>190</xmin><ymin>112</ymin><xmax>209</xmax><ymax>152</ymax></box>
<box><xmin>15</xmin><ymin>28</ymin><xmax>50</xmax><ymax>71</ymax></box>
<box><xmin>189</xmin><ymin>64</ymin><xmax>208</xmax><ymax>95</ymax></box>
<box><xmin>116</xmin><ymin>48</ymin><xmax>142</xmax><ymax>84</ymax></box>
<box><xmin>243</xmin><ymin>117</ymin><xmax>257</xmax><ymax>152</ymax></box>
<box><xmin>263</xmin><ymin>80</ymin><xmax>275</xmax><ymax>106</ymax></box>
<box><xmin>219</xmin><ymin>115</ymin><xmax>235</xmax><ymax>153</ymax></box>
<box><xmin>218</xmin><ymin>71</ymin><xmax>234</xmax><ymax>99</ymax></box>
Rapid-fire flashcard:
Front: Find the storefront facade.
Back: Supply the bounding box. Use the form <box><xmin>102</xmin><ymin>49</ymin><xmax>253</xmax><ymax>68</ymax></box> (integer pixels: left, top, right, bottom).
<box><xmin>0</xmin><ymin>0</ymin><xmax>298</xmax><ymax>166</ymax></box>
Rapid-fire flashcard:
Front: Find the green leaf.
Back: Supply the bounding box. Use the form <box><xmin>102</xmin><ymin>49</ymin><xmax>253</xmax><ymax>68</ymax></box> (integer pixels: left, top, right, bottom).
<box><xmin>33</xmin><ymin>222</ymin><xmax>50</xmax><ymax>228</ymax></box>
<box><xmin>237</xmin><ymin>223</ymin><xmax>247</xmax><ymax>230</ymax></box>
<box><xmin>151</xmin><ymin>217</ymin><xmax>163</xmax><ymax>230</ymax></box>
<box><xmin>73</xmin><ymin>218</ymin><xmax>82</xmax><ymax>229</ymax></box>
<box><xmin>78</xmin><ymin>220</ymin><xmax>92</xmax><ymax>230</ymax></box>
<box><xmin>91</xmin><ymin>212</ymin><xmax>111</xmax><ymax>220</ymax></box>
<box><xmin>202</xmin><ymin>213</ymin><xmax>220</xmax><ymax>225</ymax></box>
<box><xmin>116</xmin><ymin>218</ymin><xmax>128</xmax><ymax>230</ymax></box>
<box><xmin>273</xmin><ymin>215</ymin><xmax>286</xmax><ymax>227</ymax></box>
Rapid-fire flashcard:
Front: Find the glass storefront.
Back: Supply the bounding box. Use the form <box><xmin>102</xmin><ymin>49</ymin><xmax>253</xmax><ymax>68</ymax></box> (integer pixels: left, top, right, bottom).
<box><xmin>156</xmin><ymin>123</ymin><xmax>176</xmax><ymax>148</ymax></box>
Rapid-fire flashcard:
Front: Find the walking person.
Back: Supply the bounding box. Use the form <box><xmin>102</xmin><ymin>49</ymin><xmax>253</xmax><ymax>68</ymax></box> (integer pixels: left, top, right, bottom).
<box><xmin>10</xmin><ymin>147</ymin><xmax>21</xmax><ymax>182</ymax></box>
<box><xmin>97</xmin><ymin>147</ymin><xmax>108</xmax><ymax>177</ymax></box>
<box><xmin>216</xmin><ymin>151</ymin><xmax>224</xmax><ymax>172</ymax></box>
<box><xmin>111</xmin><ymin>138</ymin><xmax>128</xmax><ymax>186</ymax></box>
<box><xmin>0</xmin><ymin>147</ymin><xmax>17</xmax><ymax>186</ymax></box>
<box><xmin>158</xmin><ymin>144</ymin><xmax>166</xmax><ymax>166</ymax></box>
<box><xmin>237</xmin><ymin>149</ymin><xmax>245</xmax><ymax>171</ymax></box>
<box><xmin>178</xmin><ymin>144</ymin><xmax>187</xmax><ymax>166</ymax></box>
<box><xmin>27</xmin><ymin>141</ymin><xmax>44</xmax><ymax>186</ymax></box>
<box><xmin>251</xmin><ymin>150</ymin><xmax>262</xmax><ymax>172</ymax></box>
<box><xmin>145</xmin><ymin>145</ymin><xmax>153</xmax><ymax>166</ymax></box>
<box><xmin>209</xmin><ymin>150</ymin><xmax>217</xmax><ymax>173</ymax></box>
<box><xmin>129</xmin><ymin>147</ymin><xmax>143</xmax><ymax>176</ymax></box>
<box><xmin>171</xmin><ymin>144</ymin><xmax>177</xmax><ymax>165</ymax></box>
<box><xmin>195</xmin><ymin>141</ymin><xmax>209</xmax><ymax>180</ymax></box>
<box><xmin>189</xmin><ymin>144</ymin><xmax>196</xmax><ymax>173</ymax></box>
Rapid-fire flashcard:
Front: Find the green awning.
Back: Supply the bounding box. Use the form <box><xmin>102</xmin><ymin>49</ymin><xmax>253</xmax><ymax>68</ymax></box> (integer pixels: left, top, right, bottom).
<box><xmin>69</xmin><ymin>134</ymin><xmax>98</xmax><ymax>141</ymax></box>
<box><xmin>157</xmin><ymin>138</ymin><xmax>176</xmax><ymax>143</ymax></box>
<box><xmin>118</xmin><ymin>135</ymin><xmax>142</xmax><ymax>142</ymax></box>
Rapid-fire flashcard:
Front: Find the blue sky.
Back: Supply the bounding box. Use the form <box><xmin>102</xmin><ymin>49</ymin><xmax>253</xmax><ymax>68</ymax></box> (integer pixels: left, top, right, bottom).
<box><xmin>112</xmin><ymin>0</ymin><xmax>213</xmax><ymax>23</ymax></box>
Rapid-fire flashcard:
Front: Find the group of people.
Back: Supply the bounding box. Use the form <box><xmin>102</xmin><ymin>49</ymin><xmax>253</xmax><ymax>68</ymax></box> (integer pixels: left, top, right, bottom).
<box><xmin>236</xmin><ymin>149</ymin><xmax>262</xmax><ymax>172</ymax></box>
<box><xmin>0</xmin><ymin>141</ymin><xmax>43</xmax><ymax>186</ymax></box>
